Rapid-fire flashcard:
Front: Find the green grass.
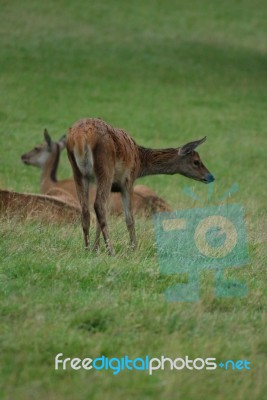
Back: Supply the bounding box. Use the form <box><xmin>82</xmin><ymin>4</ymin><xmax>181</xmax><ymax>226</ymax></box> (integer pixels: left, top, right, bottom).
<box><xmin>0</xmin><ymin>0</ymin><xmax>266</xmax><ymax>399</ymax></box>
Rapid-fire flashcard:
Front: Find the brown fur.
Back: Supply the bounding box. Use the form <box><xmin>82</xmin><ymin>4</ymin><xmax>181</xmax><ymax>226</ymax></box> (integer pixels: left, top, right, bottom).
<box><xmin>0</xmin><ymin>189</ymin><xmax>80</xmax><ymax>223</ymax></box>
<box><xmin>66</xmin><ymin>118</ymin><xmax>214</xmax><ymax>254</ymax></box>
<box><xmin>21</xmin><ymin>131</ymin><xmax>171</xmax><ymax>219</ymax></box>
<box><xmin>21</xmin><ymin>135</ymin><xmax>79</xmax><ymax>208</ymax></box>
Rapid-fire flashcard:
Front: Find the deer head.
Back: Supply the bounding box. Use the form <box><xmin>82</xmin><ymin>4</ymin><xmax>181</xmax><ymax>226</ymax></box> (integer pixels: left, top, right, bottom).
<box><xmin>21</xmin><ymin>129</ymin><xmax>66</xmax><ymax>168</ymax></box>
<box><xmin>177</xmin><ymin>137</ymin><xmax>215</xmax><ymax>183</ymax></box>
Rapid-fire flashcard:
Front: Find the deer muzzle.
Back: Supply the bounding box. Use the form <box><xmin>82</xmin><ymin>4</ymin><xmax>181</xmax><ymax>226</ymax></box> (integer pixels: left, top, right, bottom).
<box><xmin>204</xmin><ymin>173</ymin><xmax>215</xmax><ymax>183</ymax></box>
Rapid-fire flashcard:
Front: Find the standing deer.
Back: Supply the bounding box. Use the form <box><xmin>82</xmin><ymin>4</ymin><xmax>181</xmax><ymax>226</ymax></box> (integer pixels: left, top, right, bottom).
<box><xmin>66</xmin><ymin>118</ymin><xmax>215</xmax><ymax>255</ymax></box>
<box><xmin>21</xmin><ymin>130</ymin><xmax>171</xmax><ymax>215</ymax></box>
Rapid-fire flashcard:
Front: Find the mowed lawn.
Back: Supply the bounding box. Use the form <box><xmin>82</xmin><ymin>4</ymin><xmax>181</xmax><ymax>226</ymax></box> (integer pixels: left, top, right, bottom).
<box><xmin>0</xmin><ymin>0</ymin><xmax>266</xmax><ymax>399</ymax></box>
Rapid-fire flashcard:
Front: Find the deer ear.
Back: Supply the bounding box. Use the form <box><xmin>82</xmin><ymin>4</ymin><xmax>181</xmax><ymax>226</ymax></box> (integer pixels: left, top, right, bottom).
<box><xmin>58</xmin><ymin>134</ymin><xmax>67</xmax><ymax>150</ymax></box>
<box><xmin>44</xmin><ymin>129</ymin><xmax>52</xmax><ymax>148</ymax></box>
<box><xmin>178</xmin><ymin>136</ymin><xmax>207</xmax><ymax>156</ymax></box>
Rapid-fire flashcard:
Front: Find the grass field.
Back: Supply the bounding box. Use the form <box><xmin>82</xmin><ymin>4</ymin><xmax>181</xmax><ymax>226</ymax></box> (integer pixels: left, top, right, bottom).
<box><xmin>0</xmin><ymin>1</ymin><xmax>266</xmax><ymax>399</ymax></box>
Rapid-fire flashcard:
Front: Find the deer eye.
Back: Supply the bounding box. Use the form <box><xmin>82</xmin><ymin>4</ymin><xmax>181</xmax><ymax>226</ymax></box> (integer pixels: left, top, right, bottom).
<box><xmin>193</xmin><ymin>160</ymin><xmax>200</xmax><ymax>167</ymax></box>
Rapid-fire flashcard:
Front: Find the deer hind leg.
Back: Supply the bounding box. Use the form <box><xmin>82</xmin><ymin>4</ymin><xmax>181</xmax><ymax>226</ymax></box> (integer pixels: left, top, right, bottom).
<box><xmin>93</xmin><ymin>221</ymin><xmax>101</xmax><ymax>252</ymax></box>
<box><xmin>68</xmin><ymin>151</ymin><xmax>90</xmax><ymax>249</ymax></box>
<box><xmin>121</xmin><ymin>184</ymin><xmax>137</xmax><ymax>250</ymax></box>
<box><xmin>94</xmin><ymin>177</ymin><xmax>114</xmax><ymax>256</ymax></box>
<box><xmin>76</xmin><ymin>175</ymin><xmax>90</xmax><ymax>250</ymax></box>
<box><xmin>80</xmin><ymin>177</ymin><xmax>90</xmax><ymax>249</ymax></box>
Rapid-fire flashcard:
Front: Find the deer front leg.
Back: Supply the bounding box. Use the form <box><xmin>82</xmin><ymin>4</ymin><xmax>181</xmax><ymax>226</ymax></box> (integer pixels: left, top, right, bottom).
<box><xmin>121</xmin><ymin>185</ymin><xmax>137</xmax><ymax>250</ymax></box>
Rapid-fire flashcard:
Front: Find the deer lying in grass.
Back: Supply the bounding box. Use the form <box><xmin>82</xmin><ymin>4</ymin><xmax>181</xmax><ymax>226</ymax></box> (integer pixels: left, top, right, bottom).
<box><xmin>0</xmin><ymin>189</ymin><xmax>80</xmax><ymax>223</ymax></box>
<box><xmin>21</xmin><ymin>131</ymin><xmax>79</xmax><ymax>208</ymax></box>
<box><xmin>21</xmin><ymin>130</ymin><xmax>171</xmax><ymax>215</ymax></box>
<box><xmin>66</xmin><ymin>118</ymin><xmax>215</xmax><ymax>254</ymax></box>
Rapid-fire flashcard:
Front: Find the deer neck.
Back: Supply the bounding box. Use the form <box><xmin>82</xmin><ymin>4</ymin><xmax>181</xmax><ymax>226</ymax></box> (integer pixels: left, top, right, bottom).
<box><xmin>40</xmin><ymin>144</ymin><xmax>60</xmax><ymax>193</ymax></box>
<box><xmin>137</xmin><ymin>146</ymin><xmax>181</xmax><ymax>177</ymax></box>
